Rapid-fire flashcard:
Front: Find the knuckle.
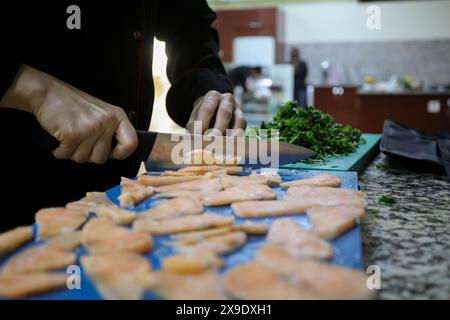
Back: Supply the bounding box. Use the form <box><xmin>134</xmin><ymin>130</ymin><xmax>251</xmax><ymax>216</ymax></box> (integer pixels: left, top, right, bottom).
<box><xmin>207</xmin><ymin>90</ymin><xmax>220</xmax><ymax>98</ymax></box>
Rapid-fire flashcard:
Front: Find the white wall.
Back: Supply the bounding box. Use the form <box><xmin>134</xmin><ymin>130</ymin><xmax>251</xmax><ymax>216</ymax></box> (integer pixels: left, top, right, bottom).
<box><xmin>280</xmin><ymin>0</ymin><xmax>450</xmax><ymax>43</ymax></box>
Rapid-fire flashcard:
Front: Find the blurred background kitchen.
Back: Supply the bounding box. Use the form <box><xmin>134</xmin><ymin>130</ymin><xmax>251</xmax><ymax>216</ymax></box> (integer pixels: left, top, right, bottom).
<box><xmin>150</xmin><ymin>0</ymin><xmax>450</xmax><ymax>134</ymax></box>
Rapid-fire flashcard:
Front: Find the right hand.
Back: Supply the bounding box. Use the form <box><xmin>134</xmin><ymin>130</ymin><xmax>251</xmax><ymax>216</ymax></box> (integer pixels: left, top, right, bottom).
<box><xmin>0</xmin><ymin>65</ymin><xmax>138</xmax><ymax>164</ymax></box>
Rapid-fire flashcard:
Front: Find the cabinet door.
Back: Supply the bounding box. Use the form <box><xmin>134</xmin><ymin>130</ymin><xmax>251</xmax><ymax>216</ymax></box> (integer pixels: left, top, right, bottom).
<box><xmin>314</xmin><ymin>87</ymin><xmax>359</xmax><ymax>128</ymax></box>
<box><xmin>213</xmin><ymin>8</ymin><xmax>278</xmax><ymax>63</ymax></box>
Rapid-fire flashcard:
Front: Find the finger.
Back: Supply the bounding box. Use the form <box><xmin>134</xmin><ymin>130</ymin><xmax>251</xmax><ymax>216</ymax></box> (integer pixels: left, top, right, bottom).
<box><xmin>110</xmin><ymin>118</ymin><xmax>138</xmax><ymax>160</ymax></box>
<box><xmin>213</xmin><ymin>94</ymin><xmax>234</xmax><ymax>135</ymax></box>
<box><xmin>195</xmin><ymin>91</ymin><xmax>221</xmax><ymax>133</ymax></box>
<box><xmin>70</xmin><ymin>134</ymin><xmax>99</xmax><ymax>164</ymax></box>
<box><xmin>88</xmin><ymin>129</ymin><xmax>113</xmax><ymax>164</ymax></box>
<box><xmin>52</xmin><ymin>138</ymin><xmax>79</xmax><ymax>160</ymax></box>
<box><xmin>52</xmin><ymin>129</ymin><xmax>82</xmax><ymax>160</ymax></box>
<box><xmin>232</xmin><ymin>108</ymin><xmax>247</xmax><ymax>131</ymax></box>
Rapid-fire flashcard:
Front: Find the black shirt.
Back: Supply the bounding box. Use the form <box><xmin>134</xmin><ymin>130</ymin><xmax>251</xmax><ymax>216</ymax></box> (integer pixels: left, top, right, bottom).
<box><xmin>0</xmin><ymin>1</ymin><xmax>232</xmax><ymax>230</ymax></box>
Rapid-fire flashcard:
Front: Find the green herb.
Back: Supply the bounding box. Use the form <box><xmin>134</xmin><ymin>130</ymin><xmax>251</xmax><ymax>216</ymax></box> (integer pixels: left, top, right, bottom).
<box><xmin>249</xmin><ymin>102</ymin><xmax>365</xmax><ymax>163</ymax></box>
<box><xmin>378</xmin><ymin>196</ymin><xmax>396</xmax><ymax>205</ymax></box>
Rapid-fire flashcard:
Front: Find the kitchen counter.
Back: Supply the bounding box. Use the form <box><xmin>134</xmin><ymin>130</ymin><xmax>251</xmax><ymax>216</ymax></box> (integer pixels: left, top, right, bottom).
<box><xmin>359</xmin><ymin>153</ymin><xmax>450</xmax><ymax>299</ymax></box>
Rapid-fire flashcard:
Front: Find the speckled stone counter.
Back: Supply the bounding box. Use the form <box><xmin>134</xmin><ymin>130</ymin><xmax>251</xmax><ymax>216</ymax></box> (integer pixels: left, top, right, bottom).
<box><xmin>359</xmin><ymin>153</ymin><xmax>450</xmax><ymax>299</ymax></box>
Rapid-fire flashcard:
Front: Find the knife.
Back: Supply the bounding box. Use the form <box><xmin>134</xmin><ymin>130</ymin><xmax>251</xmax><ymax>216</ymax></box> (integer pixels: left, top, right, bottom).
<box><xmin>34</xmin><ymin>127</ymin><xmax>315</xmax><ymax>169</ymax></box>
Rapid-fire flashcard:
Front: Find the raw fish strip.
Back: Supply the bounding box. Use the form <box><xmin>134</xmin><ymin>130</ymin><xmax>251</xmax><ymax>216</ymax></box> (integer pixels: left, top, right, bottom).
<box><xmin>177</xmin><ymin>232</ymin><xmax>246</xmax><ymax>255</ymax></box>
<box><xmin>154</xmin><ymin>178</ymin><xmax>223</xmax><ymax>193</ymax></box>
<box><xmin>81</xmin><ymin>253</ymin><xmax>153</xmax><ymax>300</ymax></box>
<box><xmin>0</xmin><ymin>226</ymin><xmax>34</xmax><ymax>258</ymax></box>
<box><xmin>267</xmin><ymin>218</ymin><xmax>333</xmax><ymax>260</ymax></box>
<box><xmin>202</xmin><ymin>183</ymin><xmax>277</xmax><ymax>206</ymax></box>
<box><xmin>0</xmin><ymin>273</ymin><xmax>68</xmax><ymax>299</ymax></box>
<box><xmin>307</xmin><ymin>206</ymin><xmax>366</xmax><ymax>240</ymax></box>
<box><xmin>133</xmin><ymin>213</ymin><xmax>233</xmax><ymax>235</ymax></box>
<box><xmin>1</xmin><ymin>245</ymin><xmax>76</xmax><ymax>274</ymax></box>
<box><xmin>151</xmin><ymin>270</ymin><xmax>227</xmax><ymax>300</ymax></box>
<box><xmin>138</xmin><ymin>175</ymin><xmax>203</xmax><ymax>187</ymax></box>
<box><xmin>137</xmin><ymin>197</ymin><xmax>203</xmax><ymax>220</ymax></box>
<box><xmin>286</xmin><ymin>185</ymin><xmax>366</xmax><ymax>199</ymax></box>
<box><xmin>223</xmin><ymin>262</ymin><xmax>315</xmax><ymax>300</ymax></box>
<box><xmin>232</xmin><ymin>200</ymin><xmax>309</xmax><ymax>218</ymax></box>
<box><xmin>93</xmin><ymin>206</ymin><xmax>136</xmax><ymax>225</ymax></box>
<box><xmin>256</xmin><ymin>245</ymin><xmax>374</xmax><ymax>300</ymax></box>
<box><xmin>162</xmin><ymin>251</ymin><xmax>224</xmax><ymax>274</ymax></box>
<box><xmin>82</xmin><ymin>218</ymin><xmax>152</xmax><ymax>254</ymax></box>
<box><xmin>118</xmin><ymin>177</ymin><xmax>154</xmax><ymax>207</ymax></box>
<box><xmin>280</xmin><ymin>174</ymin><xmax>342</xmax><ymax>188</ymax></box>
<box><xmin>35</xmin><ymin>208</ymin><xmax>88</xmax><ymax>240</ymax></box>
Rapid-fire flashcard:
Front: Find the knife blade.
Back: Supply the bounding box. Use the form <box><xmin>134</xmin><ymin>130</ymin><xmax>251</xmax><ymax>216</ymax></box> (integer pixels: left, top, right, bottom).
<box><xmin>34</xmin><ymin>128</ymin><xmax>315</xmax><ymax>169</ymax></box>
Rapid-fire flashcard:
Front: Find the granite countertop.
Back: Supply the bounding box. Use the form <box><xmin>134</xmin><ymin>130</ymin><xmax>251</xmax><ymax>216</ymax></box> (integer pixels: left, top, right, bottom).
<box><xmin>359</xmin><ymin>153</ymin><xmax>450</xmax><ymax>299</ymax></box>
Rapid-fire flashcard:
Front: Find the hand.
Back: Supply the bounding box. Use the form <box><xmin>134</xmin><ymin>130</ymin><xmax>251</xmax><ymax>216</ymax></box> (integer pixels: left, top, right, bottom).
<box><xmin>0</xmin><ymin>65</ymin><xmax>138</xmax><ymax>164</ymax></box>
<box><xmin>186</xmin><ymin>90</ymin><xmax>247</xmax><ymax>135</ymax></box>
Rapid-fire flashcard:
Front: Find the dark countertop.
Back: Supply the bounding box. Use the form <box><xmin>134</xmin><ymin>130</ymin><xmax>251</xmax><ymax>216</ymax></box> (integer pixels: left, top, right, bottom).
<box><xmin>359</xmin><ymin>153</ymin><xmax>450</xmax><ymax>299</ymax></box>
<box><xmin>358</xmin><ymin>90</ymin><xmax>450</xmax><ymax>96</ymax></box>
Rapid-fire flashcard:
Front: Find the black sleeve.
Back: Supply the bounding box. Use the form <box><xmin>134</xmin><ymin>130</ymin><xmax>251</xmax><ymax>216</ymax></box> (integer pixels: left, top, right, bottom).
<box><xmin>155</xmin><ymin>0</ymin><xmax>233</xmax><ymax>127</ymax></box>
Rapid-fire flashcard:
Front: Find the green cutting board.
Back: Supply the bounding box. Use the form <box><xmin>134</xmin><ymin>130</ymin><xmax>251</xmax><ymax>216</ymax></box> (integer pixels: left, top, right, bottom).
<box><xmin>281</xmin><ymin>134</ymin><xmax>381</xmax><ymax>172</ymax></box>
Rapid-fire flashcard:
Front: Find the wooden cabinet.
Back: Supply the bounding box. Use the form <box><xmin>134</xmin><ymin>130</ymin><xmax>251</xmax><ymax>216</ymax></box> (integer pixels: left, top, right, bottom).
<box><xmin>357</xmin><ymin>93</ymin><xmax>450</xmax><ymax>133</ymax></box>
<box><xmin>314</xmin><ymin>87</ymin><xmax>450</xmax><ymax>133</ymax></box>
<box><xmin>313</xmin><ymin>86</ymin><xmax>359</xmax><ymax>128</ymax></box>
<box><xmin>213</xmin><ymin>7</ymin><xmax>283</xmax><ymax>63</ymax></box>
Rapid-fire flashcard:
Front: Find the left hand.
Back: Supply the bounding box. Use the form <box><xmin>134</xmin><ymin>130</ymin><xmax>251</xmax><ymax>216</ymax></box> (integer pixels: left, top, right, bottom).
<box><xmin>186</xmin><ymin>90</ymin><xmax>247</xmax><ymax>135</ymax></box>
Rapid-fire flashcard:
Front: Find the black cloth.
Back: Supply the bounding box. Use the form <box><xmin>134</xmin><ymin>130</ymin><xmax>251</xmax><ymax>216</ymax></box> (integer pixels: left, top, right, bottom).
<box><xmin>380</xmin><ymin>120</ymin><xmax>450</xmax><ymax>179</ymax></box>
<box><xmin>0</xmin><ymin>1</ymin><xmax>233</xmax><ymax>231</ymax></box>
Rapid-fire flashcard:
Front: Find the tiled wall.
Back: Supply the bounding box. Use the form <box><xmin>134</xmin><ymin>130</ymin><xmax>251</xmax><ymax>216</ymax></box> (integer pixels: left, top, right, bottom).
<box><xmin>283</xmin><ymin>39</ymin><xmax>450</xmax><ymax>88</ymax></box>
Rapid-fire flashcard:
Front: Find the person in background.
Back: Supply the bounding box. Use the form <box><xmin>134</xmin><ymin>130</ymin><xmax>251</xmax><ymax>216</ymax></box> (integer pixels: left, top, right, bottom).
<box><xmin>291</xmin><ymin>48</ymin><xmax>308</xmax><ymax>108</ymax></box>
<box><xmin>228</xmin><ymin>66</ymin><xmax>262</xmax><ymax>93</ymax></box>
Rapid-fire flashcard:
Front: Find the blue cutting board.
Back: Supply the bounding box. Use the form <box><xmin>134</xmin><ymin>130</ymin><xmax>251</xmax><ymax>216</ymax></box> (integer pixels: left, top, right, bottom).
<box><xmin>282</xmin><ymin>134</ymin><xmax>381</xmax><ymax>172</ymax></box>
<box><xmin>0</xmin><ymin>169</ymin><xmax>363</xmax><ymax>300</ymax></box>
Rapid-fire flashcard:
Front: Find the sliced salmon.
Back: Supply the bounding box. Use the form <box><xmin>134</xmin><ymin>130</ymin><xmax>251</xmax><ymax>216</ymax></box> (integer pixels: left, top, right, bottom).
<box><xmin>151</xmin><ymin>270</ymin><xmax>226</xmax><ymax>300</ymax></box>
<box><xmin>0</xmin><ymin>273</ymin><xmax>68</xmax><ymax>299</ymax></box>
<box><xmin>66</xmin><ymin>192</ymin><xmax>113</xmax><ymax>214</ymax></box>
<box><xmin>202</xmin><ymin>183</ymin><xmax>277</xmax><ymax>206</ymax></box>
<box><xmin>138</xmin><ymin>175</ymin><xmax>203</xmax><ymax>187</ymax></box>
<box><xmin>286</xmin><ymin>185</ymin><xmax>366</xmax><ymax>199</ymax></box>
<box><xmin>307</xmin><ymin>206</ymin><xmax>366</xmax><ymax>240</ymax></box>
<box><xmin>0</xmin><ymin>226</ymin><xmax>34</xmax><ymax>259</ymax></box>
<box><xmin>82</xmin><ymin>218</ymin><xmax>152</xmax><ymax>254</ymax></box>
<box><xmin>35</xmin><ymin>208</ymin><xmax>88</xmax><ymax>240</ymax></box>
<box><xmin>267</xmin><ymin>218</ymin><xmax>333</xmax><ymax>260</ymax></box>
<box><xmin>137</xmin><ymin>197</ymin><xmax>203</xmax><ymax>220</ymax></box>
<box><xmin>220</xmin><ymin>172</ymin><xmax>281</xmax><ymax>189</ymax></box>
<box><xmin>283</xmin><ymin>193</ymin><xmax>367</xmax><ymax>208</ymax></box>
<box><xmin>234</xmin><ymin>221</ymin><xmax>269</xmax><ymax>235</ymax></box>
<box><xmin>223</xmin><ymin>262</ymin><xmax>315</xmax><ymax>300</ymax></box>
<box><xmin>1</xmin><ymin>245</ymin><xmax>76</xmax><ymax>274</ymax></box>
<box><xmin>177</xmin><ymin>231</ymin><xmax>246</xmax><ymax>255</ymax></box>
<box><xmin>93</xmin><ymin>206</ymin><xmax>136</xmax><ymax>225</ymax></box>
<box><xmin>170</xmin><ymin>226</ymin><xmax>234</xmax><ymax>245</ymax></box>
<box><xmin>133</xmin><ymin>213</ymin><xmax>234</xmax><ymax>235</ymax></box>
<box><xmin>154</xmin><ymin>178</ymin><xmax>223</xmax><ymax>193</ymax></box>
<box><xmin>256</xmin><ymin>244</ymin><xmax>374</xmax><ymax>299</ymax></box>
<box><xmin>232</xmin><ymin>200</ymin><xmax>308</xmax><ymax>218</ymax></box>
<box><xmin>164</xmin><ymin>165</ymin><xmax>243</xmax><ymax>176</ymax></box>
<box><xmin>162</xmin><ymin>251</ymin><xmax>224</xmax><ymax>274</ymax></box>
<box><xmin>156</xmin><ymin>190</ymin><xmax>216</xmax><ymax>202</ymax></box>
<box><xmin>118</xmin><ymin>177</ymin><xmax>154</xmax><ymax>207</ymax></box>
<box><xmin>182</xmin><ymin>149</ymin><xmax>240</xmax><ymax>167</ymax></box>
<box><xmin>44</xmin><ymin>231</ymin><xmax>82</xmax><ymax>251</ymax></box>
<box><xmin>81</xmin><ymin>253</ymin><xmax>153</xmax><ymax>300</ymax></box>
<box><xmin>280</xmin><ymin>173</ymin><xmax>342</xmax><ymax>188</ymax></box>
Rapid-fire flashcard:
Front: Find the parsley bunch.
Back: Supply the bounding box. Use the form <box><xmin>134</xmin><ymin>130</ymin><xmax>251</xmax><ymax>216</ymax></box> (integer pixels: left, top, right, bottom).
<box><xmin>249</xmin><ymin>102</ymin><xmax>365</xmax><ymax>163</ymax></box>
